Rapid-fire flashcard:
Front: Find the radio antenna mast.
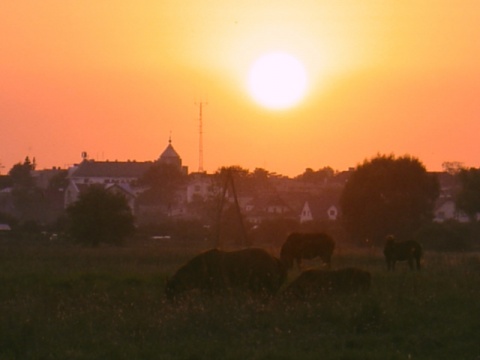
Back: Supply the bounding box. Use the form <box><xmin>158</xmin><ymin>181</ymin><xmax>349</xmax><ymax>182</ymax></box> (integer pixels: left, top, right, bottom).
<box><xmin>195</xmin><ymin>101</ymin><xmax>207</xmax><ymax>173</ymax></box>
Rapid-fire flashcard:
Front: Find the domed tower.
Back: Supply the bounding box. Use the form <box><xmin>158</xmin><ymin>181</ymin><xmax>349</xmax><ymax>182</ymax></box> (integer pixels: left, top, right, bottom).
<box><xmin>158</xmin><ymin>137</ymin><xmax>184</xmax><ymax>172</ymax></box>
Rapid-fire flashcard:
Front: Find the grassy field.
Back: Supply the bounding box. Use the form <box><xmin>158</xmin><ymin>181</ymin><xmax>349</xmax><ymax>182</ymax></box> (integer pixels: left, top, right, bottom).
<box><xmin>1</xmin><ymin>238</ymin><xmax>479</xmax><ymax>360</ymax></box>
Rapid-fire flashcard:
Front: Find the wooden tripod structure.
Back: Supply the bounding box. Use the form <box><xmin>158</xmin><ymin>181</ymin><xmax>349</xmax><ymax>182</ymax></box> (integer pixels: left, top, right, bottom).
<box><xmin>215</xmin><ymin>169</ymin><xmax>249</xmax><ymax>249</ymax></box>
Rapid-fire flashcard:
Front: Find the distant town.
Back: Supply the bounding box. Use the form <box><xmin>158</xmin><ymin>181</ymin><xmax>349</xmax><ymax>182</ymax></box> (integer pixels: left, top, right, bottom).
<box><xmin>0</xmin><ymin>138</ymin><xmax>474</xmax><ymax>246</ymax></box>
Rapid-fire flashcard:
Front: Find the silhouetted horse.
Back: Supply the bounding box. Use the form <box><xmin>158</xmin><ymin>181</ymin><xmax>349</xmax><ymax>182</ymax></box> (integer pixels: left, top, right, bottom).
<box><xmin>283</xmin><ymin>267</ymin><xmax>371</xmax><ymax>300</ymax></box>
<box><xmin>280</xmin><ymin>232</ymin><xmax>335</xmax><ymax>270</ymax></box>
<box><xmin>383</xmin><ymin>235</ymin><xmax>422</xmax><ymax>271</ymax></box>
<box><xmin>165</xmin><ymin>248</ymin><xmax>287</xmax><ymax>300</ymax></box>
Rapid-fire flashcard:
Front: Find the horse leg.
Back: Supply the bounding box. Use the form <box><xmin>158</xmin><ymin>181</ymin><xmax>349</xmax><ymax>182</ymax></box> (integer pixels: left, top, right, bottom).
<box><xmin>408</xmin><ymin>258</ymin><xmax>414</xmax><ymax>270</ymax></box>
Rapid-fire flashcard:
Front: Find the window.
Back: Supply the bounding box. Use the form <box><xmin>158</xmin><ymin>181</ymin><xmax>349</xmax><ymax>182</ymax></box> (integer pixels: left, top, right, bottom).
<box><xmin>328</xmin><ymin>207</ymin><xmax>338</xmax><ymax>220</ymax></box>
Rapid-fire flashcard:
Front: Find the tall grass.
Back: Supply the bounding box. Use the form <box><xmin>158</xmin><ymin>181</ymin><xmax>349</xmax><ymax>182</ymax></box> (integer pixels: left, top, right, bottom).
<box><xmin>1</xmin><ymin>239</ymin><xmax>479</xmax><ymax>359</ymax></box>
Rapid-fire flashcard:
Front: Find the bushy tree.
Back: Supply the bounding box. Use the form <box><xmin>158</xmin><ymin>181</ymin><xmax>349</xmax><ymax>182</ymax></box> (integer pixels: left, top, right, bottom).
<box><xmin>66</xmin><ymin>185</ymin><xmax>135</xmax><ymax>246</ymax></box>
<box><xmin>340</xmin><ymin>154</ymin><xmax>439</xmax><ymax>245</ymax></box>
<box><xmin>214</xmin><ymin>166</ymin><xmax>250</xmax><ymax>192</ymax></box>
<box><xmin>214</xmin><ymin>166</ymin><xmax>277</xmax><ymax>197</ymax></box>
<box><xmin>9</xmin><ymin>157</ymin><xmax>45</xmax><ymax>221</ymax></box>
<box><xmin>295</xmin><ymin>167</ymin><xmax>335</xmax><ymax>183</ymax></box>
<box><xmin>9</xmin><ymin>156</ymin><xmax>36</xmax><ymax>187</ymax></box>
<box><xmin>455</xmin><ymin>167</ymin><xmax>480</xmax><ymax>221</ymax></box>
<box><xmin>137</xmin><ymin>163</ymin><xmax>186</xmax><ymax>206</ymax></box>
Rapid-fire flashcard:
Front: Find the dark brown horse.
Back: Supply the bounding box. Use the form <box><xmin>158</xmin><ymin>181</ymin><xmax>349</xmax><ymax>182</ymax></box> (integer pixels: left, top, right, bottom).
<box><xmin>165</xmin><ymin>248</ymin><xmax>287</xmax><ymax>300</ymax></box>
<box><xmin>383</xmin><ymin>235</ymin><xmax>423</xmax><ymax>271</ymax></box>
<box><xmin>280</xmin><ymin>232</ymin><xmax>335</xmax><ymax>270</ymax></box>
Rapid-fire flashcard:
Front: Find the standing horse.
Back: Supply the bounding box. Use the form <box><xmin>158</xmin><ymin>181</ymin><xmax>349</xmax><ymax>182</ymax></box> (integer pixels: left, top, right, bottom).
<box><xmin>383</xmin><ymin>235</ymin><xmax>423</xmax><ymax>271</ymax></box>
<box><xmin>280</xmin><ymin>232</ymin><xmax>335</xmax><ymax>270</ymax></box>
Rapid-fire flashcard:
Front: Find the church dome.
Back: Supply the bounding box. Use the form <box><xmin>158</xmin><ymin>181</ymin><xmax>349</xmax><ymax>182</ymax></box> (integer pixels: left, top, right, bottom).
<box><xmin>158</xmin><ymin>138</ymin><xmax>182</xmax><ymax>169</ymax></box>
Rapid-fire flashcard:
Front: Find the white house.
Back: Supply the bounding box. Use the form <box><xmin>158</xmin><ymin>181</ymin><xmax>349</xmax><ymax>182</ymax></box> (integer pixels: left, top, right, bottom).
<box><xmin>298</xmin><ymin>186</ymin><xmax>342</xmax><ymax>223</ymax></box>
<box><xmin>299</xmin><ymin>200</ymin><xmax>339</xmax><ymax>223</ymax></box>
<box><xmin>433</xmin><ymin>198</ymin><xmax>476</xmax><ymax>223</ymax></box>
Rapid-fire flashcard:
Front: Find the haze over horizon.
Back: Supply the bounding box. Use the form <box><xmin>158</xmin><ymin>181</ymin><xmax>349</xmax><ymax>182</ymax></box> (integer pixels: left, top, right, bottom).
<box><xmin>1</xmin><ymin>1</ymin><xmax>479</xmax><ymax>177</ymax></box>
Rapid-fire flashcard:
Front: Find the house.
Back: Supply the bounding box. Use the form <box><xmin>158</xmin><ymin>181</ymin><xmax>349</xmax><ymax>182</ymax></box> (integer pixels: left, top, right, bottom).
<box><xmin>300</xmin><ymin>200</ymin><xmax>339</xmax><ymax>223</ymax></box>
<box><xmin>64</xmin><ymin>160</ymin><xmax>152</xmax><ymax>211</ymax></box>
<box><xmin>0</xmin><ymin>223</ymin><xmax>11</xmax><ymax>231</ymax></box>
<box><xmin>32</xmin><ymin>167</ymin><xmax>65</xmax><ymax>190</ymax></box>
<box><xmin>244</xmin><ymin>195</ymin><xmax>297</xmax><ymax>224</ymax></box>
<box><xmin>433</xmin><ymin>198</ymin><xmax>478</xmax><ymax>223</ymax></box>
<box><xmin>432</xmin><ymin>171</ymin><xmax>480</xmax><ymax>222</ymax></box>
<box><xmin>0</xmin><ymin>187</ymin><xmax>14</xmax><ymax>216</ymax></box>
<box><xmin>186</xmin><ymin>172</ymin><xmax>215</xmax><ymax>203</ymax></box>
<box><xmin>269</xmin><ymin>176</ymin><xmax>323</xmax><ymax>195</ymax></box>
<box><xmin>298</xmin><ymin>187</ymin><xmax>342</xmax><ymax>223</ymax></box>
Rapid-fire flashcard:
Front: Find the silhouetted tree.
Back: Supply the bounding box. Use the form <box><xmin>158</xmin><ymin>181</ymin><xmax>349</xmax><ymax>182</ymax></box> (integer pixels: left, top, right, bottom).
<box><xmin>216</xmin><ymin>166</ymin><xmax>250</xmax><ymax>178</ymax></box>
<box><xmin>214</xmin><ymin>166</ymin><xmax>251</xmax><ymax>193</ymax></box>
<box><xmin>442</xmin><ymin>161</ymin><xmax>464</xmax><ymax>175</ymax></box>
<box><xmin>340</xmin><ymin>154</ymin><xmax>439</xmax><ymax>245</ymax></box>
<box><xmin>47</xmin><ymin>169</ymin><xmax>69</xmax><ymax>192</ymax></box>
<box><xmin>9</xmin><ymin>157</ymin><xmax>35</xmax><ymax>186</ymax></box>
<box><xmin>185</xmin><ymin>193</ymin><xmax>218</xmax><ymax>225</ymax></box>
<box><xmin>214</xmin><ymin>166</ymin><xmax>278</xmax><ymax>197</ymax></box>
<box><xmin>137</xmin><ymin>163</ymin><xmax>186</xmax><ymax>206</ymax></box>
<box><xmin>295</xmin><ymin>167</ymin><xmax>335</xmax><ymax>183</ymax></box>
<box><xmin>8</xmin><ymin>157</ymin><xmax>45</xmax><ymax>221</ymax></box>
<box><xmin>455</xmin><ymin>167</ymin><xmax>480</xmax><ymax>221</ymax></box>
<box><xmin>66</xmin><ymin>185</ymin><xmax>135</xmax><ymax>246</ymax></box>
<box><xmin>0</xmin><ymin>175</ymin><xmax>13</xmax><ymax>190</ymax></box>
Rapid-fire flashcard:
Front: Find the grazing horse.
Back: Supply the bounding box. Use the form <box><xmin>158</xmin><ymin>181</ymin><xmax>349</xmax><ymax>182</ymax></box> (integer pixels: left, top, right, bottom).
<box><xmin>283</xmin><ymin>267</ymin><xmax>371</xmax><ymax>299</ymax></box>
<box><xmin>280</xmin><ymin>232</ymin><xmax>335</xmax><ymax>270</ymax></box>
<box><xmin>383</xmin><ymin>235</ymin><xmax>422</xmax><ymax>271</ymax></box>
<box><xmin>165</xmin><ymin>248</ymin><xmax>287</xmax><ymax>300</ymax></box>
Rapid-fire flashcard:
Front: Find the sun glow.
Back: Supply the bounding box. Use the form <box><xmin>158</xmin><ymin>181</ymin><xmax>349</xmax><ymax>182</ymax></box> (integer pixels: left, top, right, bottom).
<box><xmin>247</xmin><ymin>52</ymin><xmax>308</xmax><ymax>110</ymax></box>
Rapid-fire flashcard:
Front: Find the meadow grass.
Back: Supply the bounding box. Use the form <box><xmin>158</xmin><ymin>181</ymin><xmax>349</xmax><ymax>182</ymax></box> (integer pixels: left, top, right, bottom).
<box><xmin>0</xmin><ymin>239</ymin><xmax>479</xmax><ymax>360</ymax></box>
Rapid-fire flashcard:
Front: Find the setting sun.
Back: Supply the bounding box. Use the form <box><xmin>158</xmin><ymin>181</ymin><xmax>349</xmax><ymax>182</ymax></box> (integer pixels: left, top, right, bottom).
<box><xmin>247</xmin><ymin>52</ymin><xmax>308</xmax><ymax>110</ymax></box>
<box><xmin>1</xmin><ymin>1</ymin><xmax>480</xmax><ymax>176</ymax></box>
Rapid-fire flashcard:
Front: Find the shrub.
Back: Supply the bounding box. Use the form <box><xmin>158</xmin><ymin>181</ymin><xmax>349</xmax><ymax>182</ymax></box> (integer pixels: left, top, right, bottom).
<box><xmin>66</xmin><ymin>185</ymin><xmax>135</xmax><ymax>246</ymax></box>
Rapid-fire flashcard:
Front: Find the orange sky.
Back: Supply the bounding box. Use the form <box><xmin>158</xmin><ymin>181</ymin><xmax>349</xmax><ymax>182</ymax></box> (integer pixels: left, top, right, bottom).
<box><xmin>1</xmin><ymin>1</ymin><xmax>480</xmax><ymax>176</ymax></box>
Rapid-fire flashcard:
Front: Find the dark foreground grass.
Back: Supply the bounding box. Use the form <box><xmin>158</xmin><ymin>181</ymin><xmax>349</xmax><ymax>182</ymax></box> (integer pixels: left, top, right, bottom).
<box><xmin>1</xmin><ymin>239</ymin><xmax>479</xmax><ymax>360</ymax></box>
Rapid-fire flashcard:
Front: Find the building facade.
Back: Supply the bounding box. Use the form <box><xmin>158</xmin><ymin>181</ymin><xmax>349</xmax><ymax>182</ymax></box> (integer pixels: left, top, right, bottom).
<box><xmin>64</xmin><ymin>139</ymin><xmax>186</xmax><ymax>215</ymax></box>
